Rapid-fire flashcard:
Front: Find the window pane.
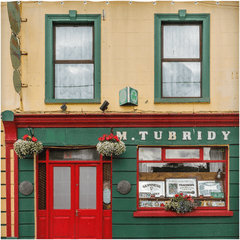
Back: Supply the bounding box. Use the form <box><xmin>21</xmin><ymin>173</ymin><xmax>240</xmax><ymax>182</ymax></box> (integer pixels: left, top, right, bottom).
<box><xmin>165</xmin><ymin>149</ymin><xmax>200</xmax><ymax>159</ymax></box>
<box><xmin>204</xmin><ymin>147</ymin><xmax>226</xmax><ymax>160</ymax></box>
<box><xmin>139</xmin><ymin>163</ymin><xmax>208</xmax><ymax>173</ymax></box>
<box><xmin>54</xmin><ymin>167</ymin><xmax>71</xmax><ymax>209</ymax></box>
<box><xmin>163</xmin><ymin>25</ymin><xmax>200</xmax><ymax>59</ymax></box>
<box><xmin>49</xmin><ymin>149</ymin><xmax>100</xmax><ymax>161</ymax></box>
<box><xmin>79</xmin><ymin>167</ymin><xmax>96</xmax><ymax>209</ymax></box>
<box><xmin>162</xmin><ymin>62</ymin><xmax>201</xmax><ymax>97</ymax></box>
<box><xmin>56</xmin><ymin>26</ymin><xmax>93</xmax><ymax>60</ymax></box>
<box><xmin>139</xmin><ymin>147</ymin><xmax>162</xmax><ymax>161</ymax></box>
<box><xmin>55</xmin><ymin>64</ymin><xmax>94</xmax><ymax>99</ymax></box>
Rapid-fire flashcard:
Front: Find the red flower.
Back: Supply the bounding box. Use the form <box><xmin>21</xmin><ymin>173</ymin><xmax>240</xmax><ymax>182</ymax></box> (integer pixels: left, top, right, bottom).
<box><xmin>114</xmin><ymin>135</ymin><xmax>120</xmax><ymax>142</ymax></box>
<box><xmin>180</xmin><ymin>193</ymin><xmax>183</xmax><ymax>196</ymax></box>
<box><xmin>32</xmin><ymin>137</ymin><xmax>37</xmax><ymax>142</ymax></box>
<box><xmin>160</xmin><ymin>203</ymin><xmax>165</xmax><ymax>207</ymax></box>
<box><xmin>23</xmin><ymin>134</ymin><xmax>29</xmax><ymax>140</ymax></box>
<box><xmin>175</xmin><ymin>194</ymin><xmax>179</xmax><ymax>198</ymax></box>
<box><xmin>106</xmin><ymin>137</ymin><xmax>110</xmax><ymax>141</ymax></box>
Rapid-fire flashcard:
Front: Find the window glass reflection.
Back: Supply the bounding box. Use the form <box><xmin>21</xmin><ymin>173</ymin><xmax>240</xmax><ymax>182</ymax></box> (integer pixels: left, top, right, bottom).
<box><xmin>139</xmin><ymin>147</ymin><xmax>162</xmax><ymax>161</ymax></box>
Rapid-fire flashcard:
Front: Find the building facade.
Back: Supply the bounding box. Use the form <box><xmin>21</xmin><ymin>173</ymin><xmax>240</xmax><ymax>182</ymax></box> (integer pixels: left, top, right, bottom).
<box><xmin>1</xmin><ymin>1</ymin><xmax>239</xmax><ymax>239</ymax></box>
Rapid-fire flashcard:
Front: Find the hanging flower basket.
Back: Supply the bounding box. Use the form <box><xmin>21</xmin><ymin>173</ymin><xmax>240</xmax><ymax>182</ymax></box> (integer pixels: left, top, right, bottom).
<box><xmin>96</xmin><ymin>133</ymin><xmax>126</xmax><ymax>157</ymax></box>
<box><xmin>14</xmin><ymin>134</ymin><xmax>44</xmax><ymax>159</ymax></box>
<box><xmin>164</xmin><ymin>193</ymin><xmax>200</xmax><ymax>214</ymax></box>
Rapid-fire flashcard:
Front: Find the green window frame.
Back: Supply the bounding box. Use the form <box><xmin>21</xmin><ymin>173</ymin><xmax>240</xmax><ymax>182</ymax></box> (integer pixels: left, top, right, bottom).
<box><xmin>45</xmin><ymin>11</ymin><xmax>101</xmax><ymax>103</ymax></box>
<box><xmin>154</xmin><ymin>10</ymin><xmax>210</xmax><ymax>103</ymax></box>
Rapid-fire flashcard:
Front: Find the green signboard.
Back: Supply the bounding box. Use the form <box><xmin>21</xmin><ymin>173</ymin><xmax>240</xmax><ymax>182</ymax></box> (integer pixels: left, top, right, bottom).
<box><xmin>119</xmin><ymin>87</ymin><xmax>138</xmax><ymax>106</ymax></box>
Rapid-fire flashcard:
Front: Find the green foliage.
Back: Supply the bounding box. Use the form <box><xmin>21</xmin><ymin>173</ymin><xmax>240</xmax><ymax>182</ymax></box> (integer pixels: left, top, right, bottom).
<box><xmin>165</xmin><ymin>193</ymin><xmax>199</xmax><ymax>214</ymax></box>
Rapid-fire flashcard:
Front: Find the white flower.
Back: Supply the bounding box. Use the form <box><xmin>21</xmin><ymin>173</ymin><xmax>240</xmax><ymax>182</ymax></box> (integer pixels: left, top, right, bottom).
<box><xmin>14</xmin><ymin>139</ymin><xmax>44</xmax><ymax>159</ymax></box>
<box><xmin>97</xmin><ymin>140</ymin><xmax>126</xmax><ymax>156</ymax></box>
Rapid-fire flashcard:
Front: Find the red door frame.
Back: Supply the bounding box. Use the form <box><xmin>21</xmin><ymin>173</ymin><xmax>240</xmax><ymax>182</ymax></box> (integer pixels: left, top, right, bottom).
<box><xmin>36</xmin><ymin>150</ymin><xmax>109</xmax><ymax>239</ymax></box>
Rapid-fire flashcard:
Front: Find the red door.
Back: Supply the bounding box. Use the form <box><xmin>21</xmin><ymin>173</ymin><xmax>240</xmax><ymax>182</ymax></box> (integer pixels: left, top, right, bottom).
<box><xmin>49</xmin><ymin>164</ymin><xmax>102</xmax><ymax>239</ymax></box>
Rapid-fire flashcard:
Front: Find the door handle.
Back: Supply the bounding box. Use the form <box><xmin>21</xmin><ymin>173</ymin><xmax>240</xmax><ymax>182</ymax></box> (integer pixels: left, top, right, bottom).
<box><xmin>76</xmin><ymin>209</ymin><xmax>78</xmax><ymax>217</ymax></box>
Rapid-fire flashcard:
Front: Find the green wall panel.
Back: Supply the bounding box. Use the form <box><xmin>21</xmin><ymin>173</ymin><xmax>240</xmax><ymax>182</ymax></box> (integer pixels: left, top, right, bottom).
<box><xmin>229</xmin><ymin>145</ymin><xmax>239</xmax><ymax>157</ymax></box>
<box><xmin>112</xmin><ymin>184</ymin><xmax>136</xmax><ymax>198</ymax></box>
<box><xmin>19</xmin><ymin>224</ymin><xmax>35</xmax><ymax>237</ymax></box>
<box><xmin>230</xmin><ymin>184</ymin><xmax>239</xmax><ymax>197</ymax></box>
<box><xmin>229</xmin><ymin>171</ymin><xmax>239</xmax><ymax>184</ymax></box>
<box><xmin>19</xmin><ymin>128</ymin><xmax>111</xmax><ymax>146</ymax></box>
<box><xmin>112</xmin><ymin>211</ymin><xmax>239</xmax><ymax>225</ymax></box>
<box><xmin>114</xmin><ymin>146</ymin><xmax>137</xmax><ymax>159</ymax></box>
<box><xmin>18</xmin><ymin>158</ymin><xmax>34</xmax><ymax>170</ymax></box>
<box><xmin>19</xmin><ymin>198</ymin><xmax>34</xmax><ymax>211</ymax></box>
<box><xmin>112</xmin><ymin>158</ymin><xmax>136</xmax><ymax>172</ymax></box>
<box><xmin>229</xmin><ymin>197</ymin><xmax>239</xmax><ymax>210</ymax></box>
<box><xmin>230</xmin><ymin>157</ymin><xmax>239</xmax><ymax>171</ymax></box>
<box><xmin>19</xmin><ymin>171</ymin><xmax>34</xmax><ymax>183</ymax></box>
<box><xmin>112</xmin><ymin>224</ymin><xmax>239</xmax><ymax>238</ymax></box>
<box><xmin>113</xmin><ymin>198</ymin><xmax>136</xmax><ymax>211</ymax></box>
<box><xmin>18</xmin><ymin>212</ymin><xmax>34</xmax><ymax>224</ymax></box>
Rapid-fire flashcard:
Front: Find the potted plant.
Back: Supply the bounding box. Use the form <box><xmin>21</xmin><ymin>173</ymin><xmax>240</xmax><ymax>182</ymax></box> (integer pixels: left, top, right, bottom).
<box><xmin>97</xmin><ymin>133</ymin><xmax>126</xmax><ymax>157</ymax></box>
<box><xmin>14</xmin><ymin>134</ymin><xmax>44</xmax><ymax>159</ymax></box>
<box><xmin>165</xmin><ymin>193</ymin><xmax>200</xmax><ymax>214</ymax></box>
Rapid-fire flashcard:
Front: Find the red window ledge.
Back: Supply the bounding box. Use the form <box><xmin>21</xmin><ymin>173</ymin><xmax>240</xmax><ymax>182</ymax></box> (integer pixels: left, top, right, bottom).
<box><xmin>133</xmin><ymin>210</ymin><xmax>233</xmax><ymax>217</ymax></box>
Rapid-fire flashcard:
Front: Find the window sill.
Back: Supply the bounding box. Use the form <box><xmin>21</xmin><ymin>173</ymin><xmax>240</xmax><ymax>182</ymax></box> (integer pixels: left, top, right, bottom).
<box><xmin>154</xmin><ymin>97</ymin><xmax>210</xmax><ymax>103</ymax></box>
<box><xmin>45</xmin><ymin>98</ymin><xmax>101</xmax><ymax>104</ymax></box>
<box><xmin>133</xmin><ymin>210</ymin><xmax>233</xmax><ymax>217</ymax></box>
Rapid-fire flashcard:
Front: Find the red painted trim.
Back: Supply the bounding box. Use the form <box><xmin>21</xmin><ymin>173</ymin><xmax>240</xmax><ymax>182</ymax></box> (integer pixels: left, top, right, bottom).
<box><xmin>6</xmin><ymin>146</ymin><xmax>11</xmax><ymax>237</ymax></box>
<box><xmin>2</xmin><ymin>121</ymin><xmax>17</xmax><ymax>144</ymax></box>
<box><xmin>14</xmin><ymin>151</ymin><xmax>19</xmax><ymax>238</ymax></box>
<box><xmin>46</xmin><ymin>149</ymin><xmax>50</xmax><ymax>239</ymax></box>
<box><xmin>13</xmin><ymin>113</ymin><xmax>239</xmax><ymax>128</ymax></box>
<box><xmin>133</xmin><ymin>210</ymin><xmax>234</xmax><ymax>217</ymax></box>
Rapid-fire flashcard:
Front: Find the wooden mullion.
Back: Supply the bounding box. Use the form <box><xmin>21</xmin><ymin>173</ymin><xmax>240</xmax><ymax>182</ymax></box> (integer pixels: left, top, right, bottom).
<box><xmin>162</xmin><ymin>58</ymin><xmax>201</xmax><ymax>62</ymax></box>
<box><xmin>54</xmin><ymin>60</ymin><xmax>94</xmax><ymax>64</ymax></box>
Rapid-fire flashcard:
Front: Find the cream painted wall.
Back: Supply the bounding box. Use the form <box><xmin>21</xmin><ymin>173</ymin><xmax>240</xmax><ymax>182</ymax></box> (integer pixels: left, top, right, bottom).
<box><xmin>1</xmin><ymin>1</ymin><xmax>239</xmax><ymax>113</ymax></box>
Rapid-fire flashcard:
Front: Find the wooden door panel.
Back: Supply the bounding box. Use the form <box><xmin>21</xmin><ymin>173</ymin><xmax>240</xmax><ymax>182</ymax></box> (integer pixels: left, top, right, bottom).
<box><xmin>76</xmin><ymin>165</ymin><xmax>102</xmax><ymax>239</ymax></box>
<box><xmin>52</xmin><ymin>216</ymin><xmax>74</xmax><ymax>239</ymax></box>
<box><xmin>78</xmin><ymin>215</ymin><xmax>97</xmax><ymax>238</ymax></box>
<box><xmin>49</xmin><ymin>164</ymin><xmax>75</xmax><ymax>239</ymax></box>
<box><xmin>37</xmin><ymin>216</ymin><xmax>47</xmax><ymax>239</ymax></box>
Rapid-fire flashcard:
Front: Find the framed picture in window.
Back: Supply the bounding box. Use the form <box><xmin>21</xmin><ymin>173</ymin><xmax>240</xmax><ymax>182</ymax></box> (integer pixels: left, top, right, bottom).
<box><xmin>166</xmin><ymin>178</ymin><xmax>197</xmax><ymax>197</ymax></box>
<box><xmin>198</xmin><ymin>180</ymin><xmax>223</xmax><ymax>197</ymax></box>
<box><xmin>139</xmin><ymin>181</ymin><xmax>165</xmax><ymax>198</ymax></box>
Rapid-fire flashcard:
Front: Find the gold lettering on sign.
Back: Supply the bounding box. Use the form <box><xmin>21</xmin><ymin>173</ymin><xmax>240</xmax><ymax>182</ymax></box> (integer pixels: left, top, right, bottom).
<box><xmin>139</xmin><ymin>131</ymin><xmax>148</xmax><ymax>140</ymax></box>
<box><xmin>168</xmin><ymin>131</ymin><xmax>177</xmax><ymax>140</ymax></box>
<box><xmin>222</xmin><ymin>131</ymin><xmax>231</xmax><ymax>140</ymax></box>
<box><xmin>208</xmin><ymin>131</ymin><xmax>216</xmax><ymax>140</ymax></box>
<box><xmin>182</xmin><ymin>131</ymin><xmax>192</xmax><ymax>140</ymax></box>
<box><xmin>154</xmin><ymin>131</ymin><xmax>163</xmax><ymax>140</ymax></box>
<box><xmin>116</xmin><ymin>131</ymin><xmax>127</xmax><ymax>141</ymax></box>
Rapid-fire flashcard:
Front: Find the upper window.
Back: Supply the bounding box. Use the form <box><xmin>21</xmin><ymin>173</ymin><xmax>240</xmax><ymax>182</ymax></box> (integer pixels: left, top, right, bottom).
<box><xmin>154</xmin><ymin>10</ymin><xmax>210</xmax><ymax>103</ymax></box>
<box><xmin>45</xmin><ymin>12</ymin><xmax>101</xmax><ymax>103</ymax></box>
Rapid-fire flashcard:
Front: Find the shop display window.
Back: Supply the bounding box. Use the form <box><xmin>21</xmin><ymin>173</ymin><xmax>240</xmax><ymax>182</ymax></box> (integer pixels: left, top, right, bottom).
<box><xmin>137</xmin><ymin>147</ymin><xmax>228</xmax><ymax>211</ymax></box>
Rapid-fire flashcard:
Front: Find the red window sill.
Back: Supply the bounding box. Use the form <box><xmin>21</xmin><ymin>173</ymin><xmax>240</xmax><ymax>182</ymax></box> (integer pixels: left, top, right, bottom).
<box><xmin>133</xmin><ymin>210</ymin><xmax>233</xmax><ymax>217</ymax></box>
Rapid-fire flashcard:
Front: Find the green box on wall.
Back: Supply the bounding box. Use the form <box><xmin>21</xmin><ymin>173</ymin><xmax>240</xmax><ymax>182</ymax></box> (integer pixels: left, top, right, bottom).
<box><xmin>119</xmin><ymin>87</ymin><xmax>138</xmax><ymax>106</ymax></box>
